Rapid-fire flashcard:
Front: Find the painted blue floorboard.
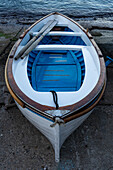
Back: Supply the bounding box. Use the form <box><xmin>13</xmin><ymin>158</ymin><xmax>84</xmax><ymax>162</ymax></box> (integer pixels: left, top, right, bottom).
<box><xmin>27</xmin><ymin>50</ymin><xmax>85</xmax><ymax>92</ymax></box>
<box><xmin>36</xmin><ymin>65</ymin><xmax>78</xmax><ymax>91</ymax></box>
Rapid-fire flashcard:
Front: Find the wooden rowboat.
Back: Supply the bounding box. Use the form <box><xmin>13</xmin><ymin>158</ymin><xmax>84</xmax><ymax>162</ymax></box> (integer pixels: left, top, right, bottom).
<box><xmin>5</xmin><ymin>12</ymin><xmax>106</xmax><ymax>162</ymax></box>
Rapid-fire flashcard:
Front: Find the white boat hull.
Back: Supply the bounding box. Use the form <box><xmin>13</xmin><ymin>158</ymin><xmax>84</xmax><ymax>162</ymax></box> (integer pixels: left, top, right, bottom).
<box><xmin>17</xmin><ymin>102</ymin><xmax>92</xmax><ymax>162</ymax></box>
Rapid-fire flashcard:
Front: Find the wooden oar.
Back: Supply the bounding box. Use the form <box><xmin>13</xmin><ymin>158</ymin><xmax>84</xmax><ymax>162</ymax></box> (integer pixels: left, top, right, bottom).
<box><xmin>21</xmin><ymin>20</ymin><xmax>57</xmax><ymax>59</ymax></box>
<box><xmin>15</xmin><ymin>20</ymin><xmax>56</xmax><ymax>60</ymax></box>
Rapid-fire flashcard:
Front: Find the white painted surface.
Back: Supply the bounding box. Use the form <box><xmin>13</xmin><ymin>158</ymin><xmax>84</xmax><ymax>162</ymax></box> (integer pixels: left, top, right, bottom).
<box><xmin>16</xmin><ymin>102</ymin><xmax>92</xmax><ymax>162</ymax></box>
<box><xmin>31</xmin><ymin>31</ymin><xmax>82</xmax><ymax>36</ymax></box>
<box><xmin>16</xmin><ymin>44</ymin><xmax>84</xmax><ymax>51</ymax></box>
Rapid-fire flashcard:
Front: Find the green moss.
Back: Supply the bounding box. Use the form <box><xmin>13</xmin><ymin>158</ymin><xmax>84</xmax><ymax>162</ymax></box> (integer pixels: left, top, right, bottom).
<box><xmin>0</xmin><ymin>31</ymin><xmax>11</xmax><ymax>39</ymax></box>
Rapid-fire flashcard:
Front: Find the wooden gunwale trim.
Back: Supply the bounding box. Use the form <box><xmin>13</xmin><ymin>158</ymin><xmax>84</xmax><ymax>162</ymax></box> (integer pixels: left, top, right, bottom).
<box><xmin>5</xmin><ymin>12</ymin><xmax>106</xmax><ymax>119</ymax></box>
<box><xmin>63</xmin><ymin>80</ymin><xmax>106</xmax><ymax>123</ymax></box>
<box><xmin>5</xmin><ymin>58</ymin><xmax>25</xmax><ymax>108</ymax></box>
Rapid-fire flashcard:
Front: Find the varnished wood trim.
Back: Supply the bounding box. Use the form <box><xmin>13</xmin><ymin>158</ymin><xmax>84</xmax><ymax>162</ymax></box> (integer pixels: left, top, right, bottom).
<box><xmin>5</xmin><ymin>58</ymin><xmax>25</xmax><ymax>107</ymax></box>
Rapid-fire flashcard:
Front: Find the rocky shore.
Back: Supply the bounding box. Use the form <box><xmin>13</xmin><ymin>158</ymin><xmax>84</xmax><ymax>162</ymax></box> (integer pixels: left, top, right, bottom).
<box><xmin>0</xmin><ymin>17</ymin><xmax>113</xmax><ymax>169</ymax></box>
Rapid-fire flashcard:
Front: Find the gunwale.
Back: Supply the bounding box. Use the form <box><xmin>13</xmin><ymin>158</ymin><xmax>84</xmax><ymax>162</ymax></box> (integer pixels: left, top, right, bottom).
<box><xmin>5</xmin><ymin>12</ymin><xmax>106</xmax><ymax>122</ymax></box>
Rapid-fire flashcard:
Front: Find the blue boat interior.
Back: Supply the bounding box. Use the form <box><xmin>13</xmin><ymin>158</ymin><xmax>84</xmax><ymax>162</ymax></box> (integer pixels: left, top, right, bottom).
<box><xmin>27</xmin><ymin>26</ymin><xmax>86</xmax><ymax>92</ymax></box>
<box><xmin>27</xmin><ymin>50</ymin><xmax>85</xmax><ymax>92</ymax></box>
<box><xmin>38</xmin><ymin>27</ymin><xmax>86</xmax><ymax>46</ymax></box>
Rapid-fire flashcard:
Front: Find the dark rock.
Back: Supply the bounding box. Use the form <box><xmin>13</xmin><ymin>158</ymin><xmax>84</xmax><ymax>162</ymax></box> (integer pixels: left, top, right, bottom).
<box><xmin>91</xmin><ymin>31</ymin><xmax>102</xmax><ymax>36</ymax></box>
<box><xmin>1</xmin><ymin>21</ymin><xmax>8</xmax><ymax>24</ymax></box>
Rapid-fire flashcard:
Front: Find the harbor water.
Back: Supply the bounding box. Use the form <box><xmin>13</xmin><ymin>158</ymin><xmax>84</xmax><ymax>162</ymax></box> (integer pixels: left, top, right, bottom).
<box><xmin>0</xmin><ymin>0</ymin><xmax>113</xmax><ymax>19</ymax></box>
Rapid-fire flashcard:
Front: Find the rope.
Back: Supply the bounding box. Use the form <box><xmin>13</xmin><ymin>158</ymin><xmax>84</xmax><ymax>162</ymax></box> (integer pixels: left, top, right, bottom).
<box><xmin>50</xmin><ymin>91</ymin><xmax>59</xmax><ymax>109</ymax></box>
<box><xmin>50</xmin><ymin>117</ymin><xmax>64</xmax><ymax>127</ymax></box>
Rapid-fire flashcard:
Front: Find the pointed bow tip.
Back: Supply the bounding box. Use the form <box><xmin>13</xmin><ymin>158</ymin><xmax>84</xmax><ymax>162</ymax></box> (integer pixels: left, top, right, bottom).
<box><xmin>53</xmin><ymin>12</ymin><xmax>61</xmax><ymax>15</ymax></box>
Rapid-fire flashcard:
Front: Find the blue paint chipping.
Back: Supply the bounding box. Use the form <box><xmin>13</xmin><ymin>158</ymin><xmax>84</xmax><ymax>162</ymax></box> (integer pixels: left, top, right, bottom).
<box><xmin>27</xmin><ymin>32</ymin><xmax>86</xmax><ymax>92</ymax></box>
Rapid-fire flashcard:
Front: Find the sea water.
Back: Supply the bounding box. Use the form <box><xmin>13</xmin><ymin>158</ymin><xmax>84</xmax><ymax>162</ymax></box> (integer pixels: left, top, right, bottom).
<box><xmin>0</xmin><ymin>0</ymin><xmax>113</xmax><ymax>19</ymax></box>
